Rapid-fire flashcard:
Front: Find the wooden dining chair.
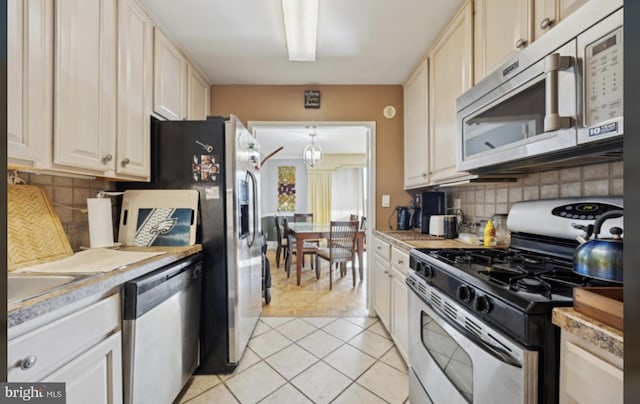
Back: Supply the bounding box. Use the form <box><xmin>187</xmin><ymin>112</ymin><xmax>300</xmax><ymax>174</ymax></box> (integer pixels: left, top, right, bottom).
<box><xmin>283</xmin><ymin>218</ymin><xmax>317</xmax><ymax>277</ymax></box>
<box><xmin>274</xmin><ymin>216</ymin><xmax>288</xmax><ymax>269</ymax></box>
<box><xmin>314</xmin><ymin>220</ymin><xmax>359</xmax><ymax>290</ymax></box>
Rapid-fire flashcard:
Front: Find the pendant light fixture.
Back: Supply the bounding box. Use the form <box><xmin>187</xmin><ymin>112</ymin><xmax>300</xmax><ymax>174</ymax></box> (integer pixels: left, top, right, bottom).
<box><xmin>302</xmin><ymin>132</ymin><xmax>323</xmax><ymax>167</ymax></box>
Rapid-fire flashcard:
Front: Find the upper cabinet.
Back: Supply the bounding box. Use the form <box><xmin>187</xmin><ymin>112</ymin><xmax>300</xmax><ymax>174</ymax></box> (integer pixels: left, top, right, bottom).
<box><xmin>428</xmin><ymin>0</ymin><xmax>473</xmax><ymax>183</ymax></box>
<box><xmin>7</xmin><ymin>0</ymin><xmax>52</xmax><ymax>168</ymax></box>
<box><xmin>187</xmin><ymin>66</ymin><xmax>211</xmax><ymax>120</ymax></box>
<box><xmin>53</xmin><ymin>0</ymin><xmax>117</xmax><ymax>172</ymax></box>
<box><xmin>534</xmin><ymin>0</ymin><xmax>590</xmax><ymax>40</ymax></box>
<box><xmin>403</xmin><ymin>58</ymin><xmax>429</xmax><ymax>189</ymax></box>
<box><xmin>153</xmin><ymin>28</ymin><xmax>188</xmax><ymax>121</ymax></box>
<box><xmin>117</xmin><ymin>0</ymin><xmax>153</xmax><ymax>179</ymax></box>
<box><xmin>474</xmin><ymin>0</ymin><xmax>531</xmax><ymax>84</ymax></box>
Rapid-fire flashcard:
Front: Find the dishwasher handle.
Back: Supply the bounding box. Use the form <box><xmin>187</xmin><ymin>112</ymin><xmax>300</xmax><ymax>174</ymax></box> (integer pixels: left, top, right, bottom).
<box><xmin>123</xmin><ymin>253</ymin><xmax>203</xmax><ymax>320</ymax></box>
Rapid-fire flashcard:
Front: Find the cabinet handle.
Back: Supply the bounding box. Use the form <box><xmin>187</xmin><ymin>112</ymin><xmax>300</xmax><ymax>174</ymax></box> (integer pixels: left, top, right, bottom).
<box><xmin>19</xmin><ymin>355</ymin><xmax>37</xmax><ymax>370</ymax></box>
<box><xmin>422</xmin><ymin>172</ymin><xmax>427</xmax><ymax>178</ymax></box>
<box><xmin>540</xmin><ymin>17</ymin><xmax>554</xmax><ymax>30</ymax></box>
<box><xmin>515</xmin><ymin>38</ymin><xmax>527</xmax><ymax>49</ymax></box>
<box><xmin>121</xmin><ymin>158</ymin><xmax>131</xmax><ymax>167</ymax></box>
<box><xmin>102</xmin><ymin>154</ymin><xmax>113</xmax><ymax>163</ymax></box>
<box><xmin>384</xmin><ymin>269</ymin><xmax>389</xmax><ymax>275</ymax></box>
<box><xmin>377</xmin><ymin>246</ymin><xmax>381</xmax><ymax>250</ymax></box>
<box><xmin>397</xmin><ymin>260</ymin><xmax>404</xmax><ymax>265</ymax></box>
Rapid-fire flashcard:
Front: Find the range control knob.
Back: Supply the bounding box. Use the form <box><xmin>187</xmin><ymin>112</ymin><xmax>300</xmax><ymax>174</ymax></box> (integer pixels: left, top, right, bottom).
<box><xmin>422</xmin><ymin>263</ymin><xmax>434</xmax><ymax>279</ymax></box>
<box><xmin>474</xmin><ymin>295</ymin><xmax>493</xmax><ymax>313</ymax></box>
<box><xmin>456</xmin><ymin>285</ymin><xmax>475</xmax><ymax>303</ymax></box>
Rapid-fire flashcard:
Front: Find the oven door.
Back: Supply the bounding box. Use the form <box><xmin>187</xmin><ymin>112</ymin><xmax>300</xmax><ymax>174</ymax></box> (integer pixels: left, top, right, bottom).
<box><xmin>456</xmin><ymin>40</ymin><xmax>577</xmax><ymax>173</ymax></box>
<box><xmin>407</xmin><ymin>279</ymin><xmax>538</xmax><ymax>404</ymax></box>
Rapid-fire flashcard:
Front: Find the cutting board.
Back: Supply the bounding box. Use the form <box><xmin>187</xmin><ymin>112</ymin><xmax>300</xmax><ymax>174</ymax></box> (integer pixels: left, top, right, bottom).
<box><xmin>118</xmin><ymin>190</ymin><xmax>199</xmax><ymax>247</ymax></box>
<box><xmin>8</xmin><ymin>185</ymin><xmax>73</xmax><ymax>270</ymax></box>
<box><xmin>573</xmin><ymin>287</ymin><xmax>623</xmax><ymax>330</ymax></box>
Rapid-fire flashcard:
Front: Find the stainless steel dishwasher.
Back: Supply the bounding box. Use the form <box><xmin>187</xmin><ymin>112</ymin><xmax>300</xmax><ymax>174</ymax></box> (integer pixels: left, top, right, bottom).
<box><xmin>122</xmin><ymin>253</ymin><xmax>203</xmax><ymax>404</ymax></box>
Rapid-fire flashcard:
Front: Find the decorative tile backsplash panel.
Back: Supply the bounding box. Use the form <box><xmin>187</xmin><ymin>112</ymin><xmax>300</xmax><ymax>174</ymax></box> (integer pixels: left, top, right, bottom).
<box><xmin>444</xmin><ymin>161</ymin><xmax>623</xmax><ymax>222</ymax></box>
<box><xmin>16</xmin><ymin>173</ymin><xmax>117</xmax><ymax>251</ymax></box>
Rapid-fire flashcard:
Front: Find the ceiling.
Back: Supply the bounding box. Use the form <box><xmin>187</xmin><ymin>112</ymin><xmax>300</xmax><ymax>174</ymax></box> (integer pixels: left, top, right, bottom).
<box><xmin>139</xmin><ymin>0</ymin><xmax>464</xmax><ymax>85</ymax></box>
<box><xmin>251</xmin><ymin>124</ymin><xmax>369</xmax><ymax>160</ymax></box>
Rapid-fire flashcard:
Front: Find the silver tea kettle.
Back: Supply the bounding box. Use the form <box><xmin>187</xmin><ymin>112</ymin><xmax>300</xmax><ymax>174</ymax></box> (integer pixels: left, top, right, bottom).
<box><xmin>573</xmin><ymin>209</ymin><xmax>623</xmax><ymax>282</ymax></box>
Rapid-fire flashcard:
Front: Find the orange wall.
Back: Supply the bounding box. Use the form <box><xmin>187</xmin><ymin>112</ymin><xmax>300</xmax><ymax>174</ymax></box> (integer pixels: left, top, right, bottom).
<box><xmin>210</xmin><ymin>85</ymin><xmax>407</xmax><ymax>230</ymax></box>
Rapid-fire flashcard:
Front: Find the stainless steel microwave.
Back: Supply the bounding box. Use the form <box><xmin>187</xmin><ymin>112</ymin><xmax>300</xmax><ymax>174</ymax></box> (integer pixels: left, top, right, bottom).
<box><xmin>456</xmin><ymin>0</ymin><xmax>623</xmax><ymax>174</ymax></box>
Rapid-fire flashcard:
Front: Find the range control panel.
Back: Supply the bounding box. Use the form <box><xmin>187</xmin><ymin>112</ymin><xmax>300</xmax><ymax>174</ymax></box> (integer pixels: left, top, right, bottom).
<box><xmin>551</xmin><ymin>202</ymin><xmax>621</xmax><ymax>220</ymax></box>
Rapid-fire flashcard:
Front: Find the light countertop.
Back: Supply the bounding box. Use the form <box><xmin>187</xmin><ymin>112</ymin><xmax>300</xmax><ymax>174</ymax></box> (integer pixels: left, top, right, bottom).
<box><xmin>552</xmin><ymin>307</ymin><xmax>623</xmax><ymax>358</ymax></box>
<box><xmin>8</xmin><ymin>245</ymin><xmax>202</xmax><ymax>329</ymax></box>
<box><xmin>373</xmin><ymin>230</ymin><xmax>507</xmax><ymax>252</ymax></box>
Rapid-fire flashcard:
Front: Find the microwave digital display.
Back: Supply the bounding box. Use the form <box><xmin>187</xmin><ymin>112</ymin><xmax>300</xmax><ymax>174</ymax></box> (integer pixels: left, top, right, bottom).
<box><xmin>592</xmin><ymin>35</ymin><xmax>616</xmax><ymax>57</ymax></box>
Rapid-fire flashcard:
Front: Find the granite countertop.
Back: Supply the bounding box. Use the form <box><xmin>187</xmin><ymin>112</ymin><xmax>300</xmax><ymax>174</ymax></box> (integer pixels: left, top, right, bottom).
<box><xmin>374</xmin><ymin>230</ymin><xmax>505</xmax><ymax>252</ymax></box>
<box><xmin>8</xmin><ymin>245</ymin><xmax>202</xmax><ymax>329</ymax></box>
<box><xmin>552</xmin><ymin>307</ymin><xmax>623</xmax><ymax>358</ymax></box>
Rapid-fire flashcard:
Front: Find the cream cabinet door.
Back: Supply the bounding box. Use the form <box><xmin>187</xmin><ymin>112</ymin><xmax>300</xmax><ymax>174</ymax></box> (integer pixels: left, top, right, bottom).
<box><xmin>533</xmin><ymin>0</ymin><xmax>558</xmax><ymax>39</ymax></box>
<box><xmin>428</xmin><ymin>1</ymin><xmax>473</xmax><ymax>183</ymax></box>
<box><xmin>558</xmin><ymin>0</ymin><xmax>589</xmax><ymax>20</ymax></box>
<box><xmin>373</xmin><ymin>258</ymin><xmax>391</xmax><ymax>330</ymax></box>
<box><xmin>403</xmin><ymin>58</ymin><xmax>429</xmax><ymax>189</ymax></box>
<box><xmin>46</xmin><ymin>332</ymin><xmax>123</xmax><ymax>404</ymax></box>
<box><xmin>7</xmin><ymin>0</ymin><xmax>52</xmax><ymax>167</ymax></box>
<box><xmin>474</xmin><ymin>0</ymin><xmax>531</xmax><ymax>83</ymax></box>
<box><xmin>53</xmin><ymin>0</ymin><xmax>117</xmax><ymax>172</ymax></box>
<box><xmin>390</xmin><ymin>247</ymin><xmax>409</xmax><ymax>363</ymax></box>
<box><xmin>154</xmin><ymin>28</ymin><xmax>188</xmax><ymax>121</ymax></box>
<box><xmin>116</xmin><ymin>0</ymin><xmax>153</xmax><ymax>179</ymax></box>
<box><xmin>188</xmin><ymin>66</ymin><xmax>210</xmax><ymax>120</ymax></box>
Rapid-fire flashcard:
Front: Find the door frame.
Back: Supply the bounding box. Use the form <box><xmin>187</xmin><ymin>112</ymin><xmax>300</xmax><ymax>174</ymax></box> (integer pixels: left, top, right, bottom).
<box><xmin>248</xmin><ymin>120</ymin><xmax>376</xmax><ymax>314</ymax></box>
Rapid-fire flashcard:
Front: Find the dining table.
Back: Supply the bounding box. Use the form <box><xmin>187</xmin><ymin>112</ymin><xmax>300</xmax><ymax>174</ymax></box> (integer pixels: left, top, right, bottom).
<box><xmin>287</xmin><ymin>222</ymin><xmax>365</xmax><ymax>286</ymax></box>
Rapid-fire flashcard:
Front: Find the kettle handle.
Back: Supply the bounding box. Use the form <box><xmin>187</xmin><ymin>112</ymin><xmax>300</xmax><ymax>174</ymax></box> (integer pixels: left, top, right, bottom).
<box><xmin>593</xmin><ymin>209</ymin><xmax>623</xmax><ymax>237</ymax></box>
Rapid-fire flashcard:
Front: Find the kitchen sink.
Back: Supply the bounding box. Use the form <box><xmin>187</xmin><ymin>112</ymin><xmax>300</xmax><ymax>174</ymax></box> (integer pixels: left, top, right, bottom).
<box><xmin>7</xmin><ymin>273</ymin><xmax>96</xmax><ymax>304</ymax></box>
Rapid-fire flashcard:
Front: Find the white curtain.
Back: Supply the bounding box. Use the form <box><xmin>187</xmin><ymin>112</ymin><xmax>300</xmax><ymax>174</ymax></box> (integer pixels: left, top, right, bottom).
<box><xmin>307</xmin><ymin>172</ymin><xmax>332</xmax><ymax>224</ymax></box>
<box><xmin>331</xmin><ymin>167</ymin><xmax>365</xmax><ymax>221</ymax></box>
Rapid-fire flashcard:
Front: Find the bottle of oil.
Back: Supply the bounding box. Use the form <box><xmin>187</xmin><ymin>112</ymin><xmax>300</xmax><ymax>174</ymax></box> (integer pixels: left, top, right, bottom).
<box><xmin>483</xmin><ymin>220</ymin><xmax>496</xmax><ymax>247</ymax></box>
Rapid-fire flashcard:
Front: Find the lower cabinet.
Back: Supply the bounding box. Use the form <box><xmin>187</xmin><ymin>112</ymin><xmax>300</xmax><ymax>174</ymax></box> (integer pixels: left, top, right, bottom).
<box><xmin>46</xmin><ymin>332</ymin><xmax>123</xmax><ymax>404</ymax></box>
<box><xmin>8</xmin><ymin>293</ymin><xmax>123</xmax><ymax>404</ymax></box>
<box><xmin>559</xmin><ymin>330</ymin><xmax>623</xmax><ymax>404</ymax></box>
<box><xmin>372</xmin><ymin>236</ymin><xmax>410</xmax><ymax>363</ymax></box>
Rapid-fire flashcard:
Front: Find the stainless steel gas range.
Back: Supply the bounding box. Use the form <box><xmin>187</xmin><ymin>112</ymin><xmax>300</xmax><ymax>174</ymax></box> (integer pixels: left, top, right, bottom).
<box><xmin>406</xmin><ymin>197</ymin><xmax>623</xmax><ymax>404</ymax></box>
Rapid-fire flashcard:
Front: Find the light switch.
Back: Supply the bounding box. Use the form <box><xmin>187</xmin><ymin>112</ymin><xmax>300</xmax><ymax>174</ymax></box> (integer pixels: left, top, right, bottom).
<box><xmin>382</xmin><ymin>195</ymin><xmax>391</xmax><ymax>207</ymax></box>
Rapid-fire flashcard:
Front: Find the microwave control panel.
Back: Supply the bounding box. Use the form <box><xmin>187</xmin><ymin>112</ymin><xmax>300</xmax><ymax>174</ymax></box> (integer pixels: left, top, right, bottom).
<box><xmin>584</xmin><ymin>27</ymin><xmax>623</xmax><ymax>129</ymax></box>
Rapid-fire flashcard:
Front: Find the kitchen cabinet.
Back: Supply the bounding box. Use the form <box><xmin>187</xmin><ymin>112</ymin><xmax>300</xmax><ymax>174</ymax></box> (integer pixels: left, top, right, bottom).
<box><xmin>559</xmin><ymin>329</ymin><xmax>623</xmax><ymax>404</ymax></box>
<box><xmin>534</xmin><ymin>0</ymin><xmax>590</xmax><ymax>40</ymax></box>
<box><xmin>188</xmin><ymin>65</ymin><xmax>211</xmax><ymax>120</ymax></box>
<box><xmin>428</xmin><ymin>0</ymin><xmax>473</xmax><ymax>183</ymax></box>
<box><xmin>390</xmin><ymin>247</ymin><xmax>409</xmax><ymax>362</ymax></box>
<box><xmin>403</xmin><ymin>58</ymin><xmax>430</xmax><ymax>189</ymax></box>
<box><xmin>116</xmin><ymin>0</ymin><xmax>153</xmax><ymax>179</ymax></box>
<box><xmin>8</xmin><ymin>293</ymin><xmax>122</xmax><ymax>404</ymax></box>
<box><xmin>53</xmin><ymin>0</ymin><xmax>117</xmax><ymax>172</ymax></box>
<box><xmin>372</xmin><ymin>237</ymin><xmax>391</xmax><ymax>330</ymax></box>
<box><xmin>153</xmin><ymin>27</ymin><xmax>188</xmax><ymax>121</ymax></box>
<box><xmin>7</xmin><ymin>0</ymin><xmax>52</xmax><ymax>167</ymax></box>
<box><xmin>46</xmin><ymin>332</ymin><xmax>123</xmax><ymax>404</ymax></box>
<box><xmin>474</xmin><ymin>0</ymin><xmax>531</xmax><ymax>84</ymax></box>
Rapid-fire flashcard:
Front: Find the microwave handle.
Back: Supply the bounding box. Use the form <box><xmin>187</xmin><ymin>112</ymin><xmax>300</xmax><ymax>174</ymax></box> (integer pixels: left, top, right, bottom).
<box><xmin>543</xmin><ymin>53</ymin><xmax>573</xmax><ymax>132</ymax></box>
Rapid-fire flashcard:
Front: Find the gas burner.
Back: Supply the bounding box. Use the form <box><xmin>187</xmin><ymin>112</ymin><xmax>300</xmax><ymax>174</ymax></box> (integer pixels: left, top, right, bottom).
<box><xmin>509</xmin><ymin>274</ymin><xmax>552</xmax><ymax>298</ymax></box>
<box><xmin>454</xmin><ymin>255</ymin><xmax>472</xmax><ymax>264</ymax></box>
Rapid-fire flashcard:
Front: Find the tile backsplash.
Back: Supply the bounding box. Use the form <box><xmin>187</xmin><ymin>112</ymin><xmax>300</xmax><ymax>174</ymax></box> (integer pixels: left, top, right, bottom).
<box><xmin>15</xmin><ymin>173</ymin><xmax>117</xmax><ymax>251</ymax></box>
<box><xmin>444</xmin><ymin>161</ymin><xmax>623</xmax><ymax>222</ymax></box>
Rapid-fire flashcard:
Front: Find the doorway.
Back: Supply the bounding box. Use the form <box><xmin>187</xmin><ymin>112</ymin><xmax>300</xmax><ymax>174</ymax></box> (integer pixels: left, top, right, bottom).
<box><xmin>249</xmin><ymin>121</ymin><xmax>376</xmax><ymax>316</ymax></box>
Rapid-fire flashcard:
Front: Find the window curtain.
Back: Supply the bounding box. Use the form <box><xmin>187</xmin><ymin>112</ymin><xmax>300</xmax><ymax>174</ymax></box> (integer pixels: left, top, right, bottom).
<box><xmin>307</xmin><ymin>172</ymin><xmax>332</xmax><ymax>224</ymax></box>
<box><xmin>331</xmin><ymin>167</ymin><xmax>365</xmax><ymax>220</ymax></box>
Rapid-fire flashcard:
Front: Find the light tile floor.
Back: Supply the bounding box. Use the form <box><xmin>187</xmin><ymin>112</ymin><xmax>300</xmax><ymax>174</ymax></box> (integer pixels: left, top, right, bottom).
<box><xmin>175</xmin><ymin>317</ymin><xmax>409</xmax><ymax>404</ymax></box>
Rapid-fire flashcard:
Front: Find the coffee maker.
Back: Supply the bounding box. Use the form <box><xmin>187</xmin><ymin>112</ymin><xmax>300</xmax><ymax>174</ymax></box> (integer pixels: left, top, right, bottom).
<box><xmin>413</xmin><ymin>191</ymin><xmax>446</xmax><ymax>234</ymax></box>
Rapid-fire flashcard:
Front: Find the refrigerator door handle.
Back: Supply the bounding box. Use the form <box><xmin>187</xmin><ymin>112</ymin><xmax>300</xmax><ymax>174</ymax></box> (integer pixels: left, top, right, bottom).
<box><xmin>246</xmin><ymin>170</ymin><xmax>258</xmax><ymax>248</ymax></box>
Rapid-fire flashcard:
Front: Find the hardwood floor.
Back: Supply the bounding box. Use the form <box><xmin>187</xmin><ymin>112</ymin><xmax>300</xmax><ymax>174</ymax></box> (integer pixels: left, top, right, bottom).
<box><xmin>261</xmin><ymin>248</ymin><xmax>369</xmax><ymax>317</ymax></box>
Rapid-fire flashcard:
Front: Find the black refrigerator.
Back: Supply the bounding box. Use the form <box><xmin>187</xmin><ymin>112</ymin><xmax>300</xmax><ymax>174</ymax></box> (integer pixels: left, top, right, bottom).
<box><xmin>119</xmin><ymin>115</ymin><xmax>262</xmax><ymax>373</ymax></box>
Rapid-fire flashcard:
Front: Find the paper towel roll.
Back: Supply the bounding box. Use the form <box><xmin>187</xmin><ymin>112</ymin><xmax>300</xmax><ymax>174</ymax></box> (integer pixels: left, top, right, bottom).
<box><xmin>87</xmin><ymin>198</ymin><xmax>114</xmax><ymax>248</ymax></box>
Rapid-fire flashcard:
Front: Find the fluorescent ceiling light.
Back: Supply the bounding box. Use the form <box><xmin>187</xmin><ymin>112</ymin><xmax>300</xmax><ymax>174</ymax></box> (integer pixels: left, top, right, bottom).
<box><xmin>281</xmin><ymin>0</ymin><xmax>318</xmax><ymax>62</ymax></box>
